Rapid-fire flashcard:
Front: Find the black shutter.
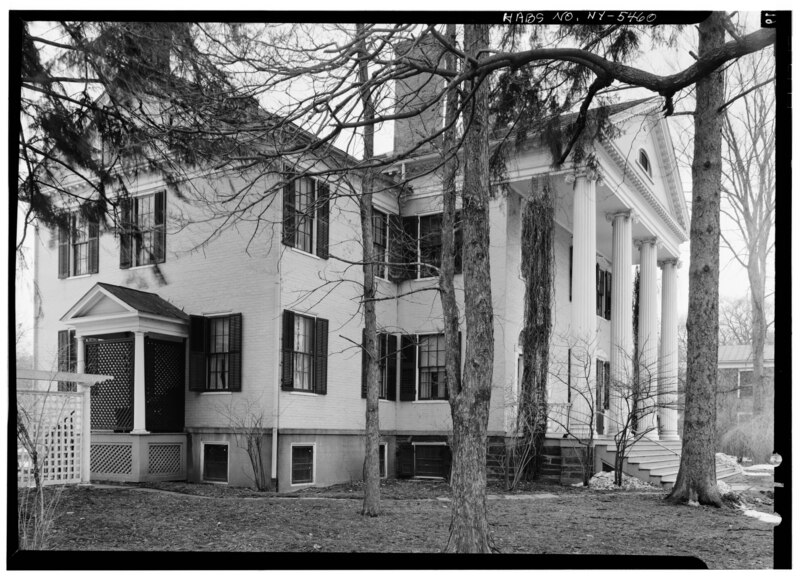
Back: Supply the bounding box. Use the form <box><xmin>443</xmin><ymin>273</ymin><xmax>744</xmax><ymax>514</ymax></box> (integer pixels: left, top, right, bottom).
<box><xmin>595</xmin><ymin>359</ymin><xmax>603</xmax><ymax>434</ymax></box>
<box><xmin>397</xmin><ymin>443</ymin><xmax>414</xmax><ymax>478</ymax></box>
<box><xmin>58</xmin><ymin>330</ymin><xmax>70</xmax><ymax>371</ymax></box>
<box><xmin>454</xmin><ymin>211</ymin><xmax>463</xmax><ymax>275</ymax></box>
<box><xmin>567</xmin><ymin>348</ymin><xmax>572</xmax><ymax>403</ymax></box>
<box><xmin>58</xmin><ymin>224</ymin><xmax>70</xmax><ymax>278</ymax></box>
<box><xmin>596</xmin><ymin>264</ymin><xmax>602</xmax><ymax>316</ymax></box>
<box><xmin>88</xmin><ymin>219</ymin><xmax>99</xmax><ymax>274</ymax></box>
<box><xmin>387</xmin><ymin>214</ymin><xmax>404</xmax><ymax>282</ymax></box>
<box><xmin>401</xmin><ymin>216</ymin><xmax>419</xmax><ymax>281</ymax></box>
<box><xmin>605</xmin><ymin>271</ymin><xmax>612</xmax><ymax>320</ymax></box>
<box><xmin>604</xmin><ymin>361</ymin><xmax>611</xmax><ymax>410</ymax></box>
<box><xmin>386</xmin><ymin>334</ymin><xmax>398</xmax><ymax>401</ymax></box>
<box><xmin>361</xmin><ymin>328</ymin><xmax>367</xmax><ymax>399</ymax></box>
<box><xmin>379</xmin><ymin>333</ymin><xmax>388</xmax><ymax>399</ymax></box>
<box><xmin>228</xmin><ymin>313</ymin><xmax>243</xmax><ymax>391</ymax></box>
<box><xmin>119</xmin><ymin>197</ymin><xmax>132</xmax><ymax>269</ymax></box>
<box><xmin>281</xmin><ymin>310</ymin><xmax>295</xmax><ymax>390</ymax></box>
<box><xmin>282</xmin><ymin>176</ymin><xmax>296</xmax><ymax>247</ymax></box>
<box><xmin>154</xmin><ymin>190</ymin><xmax>166</xmax><ymax>264</ymax></box>
<box><xmin>568</xmin><ymin>245</ymin><xmax>573</xmax><ymax>301</ymax></box>
<box><xmin>399</xmin><ymin>335</ymin><xmax>417</xmax><ymax>401</ymax></box>
<box><xmin>316</xmin><ymin>182</ymin><xmax>330</xmax><ymax>259</ymax></box>
<box><xmin>314</xmin><ymin>317</ymin><xmax>329</xmax><ymax>394</ymax></box>
<box><xmin>188</xmin><ymin>315</ymin><xmax>207</xmax><ymax>391</ymax></box>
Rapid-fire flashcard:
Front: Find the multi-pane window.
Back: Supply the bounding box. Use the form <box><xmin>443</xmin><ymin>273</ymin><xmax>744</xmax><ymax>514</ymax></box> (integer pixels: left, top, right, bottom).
<box><xmin>738</xmin><ymin>370</ymin><xmax>754</xmax><ymax>398</ymax></box>
<box><xmin>282</xmin><ymin>175</ymin><xmax>330</xmax><ymax>258</ymax></box>
<box><xmin>120</xmin><ymin>191</ymin><xmax>166</xmax><ymax>269</ymax></box>
<box><xmin>293</xmin><ymin>315</ymin><xmax>315</xmax><ymax>391</ymax></box>
<box><xmin>58</xmin><ymin>214</ymin><xmax>99</xmax><ymax>278</ymax></box>
<box><xmin>291</xmin><ymin>444</ymin><xmax>314</xmax><ymax>484</ymax></box>
<box><xmin>418</xmin><ymin>334</ymin><xmax>448</xmax><ymax>400</ymax></box>
<box><xmin>362</xmin><ymin>332</ymin><xmax>397</xmax><ymax>401</ymax></box>
<box><xmin>207</xmin><ymin>317</ymin><xmax>231</xmax><ymax>391</ymax></box>
<box><xmin>372</xmin><ymin>209</ymin><xmax>388</xmax><ymax>278</ymax></box>
<box><xmin>395</xmin><ymin>212</ymin><xmax>462</xmax><ymax>280</ymax></box>
<box><xmin>596</xmin><ymin>264</ymin><xmax>612</xmax><ymax>320</ymax></box>
<box><xmin>188</xmin><ymin>314</ymin><xmax>243</xmax><ymax>392</ymax></box>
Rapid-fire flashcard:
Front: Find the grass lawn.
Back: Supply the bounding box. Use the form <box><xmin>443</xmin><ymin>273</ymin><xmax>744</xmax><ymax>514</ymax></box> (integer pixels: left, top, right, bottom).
<box><xmin>35</xmin><ymin>480</ymin><xmax>774</xmax><ymax>568</ymax></box>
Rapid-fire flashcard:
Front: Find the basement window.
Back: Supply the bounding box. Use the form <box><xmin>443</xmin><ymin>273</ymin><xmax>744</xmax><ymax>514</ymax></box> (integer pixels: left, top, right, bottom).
<box><xmin>202</xmin><ymin>443</ymin><xmax>229</xmax><ymax>483</ymax></box>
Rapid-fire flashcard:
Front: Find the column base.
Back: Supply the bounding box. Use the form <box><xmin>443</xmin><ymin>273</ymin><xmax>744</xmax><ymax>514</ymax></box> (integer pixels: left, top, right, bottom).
<box><xmin>130</xmin><ymin>429</ymin><xmax>151</xmax><ymax>435</ymax></box>
<box><xmin>639</xmin><ymin>430</ymin><xmax>659</xmax><ymax>441</ymax></box>
<box><xmin>658</xmin><ymin>433</ymin><xmax>681</xmax><ymax>441</ymax></box>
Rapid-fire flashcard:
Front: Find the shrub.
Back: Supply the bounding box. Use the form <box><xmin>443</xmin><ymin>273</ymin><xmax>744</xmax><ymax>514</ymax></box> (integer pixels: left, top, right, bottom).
<box><xmin>718</xmin><ymin>413</ymin><xmax>774</xmax><ymax>464</ymax></box>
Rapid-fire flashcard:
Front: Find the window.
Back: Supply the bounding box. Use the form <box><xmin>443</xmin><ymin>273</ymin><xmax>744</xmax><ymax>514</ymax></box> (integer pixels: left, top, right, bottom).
<box><xmin>393</xmin><ymin>212</ymin><xmax>463</xmax><ymax>281</ymax></box>
<box><xmin>362</xmin><ymin>332</ymin><xmax>397</xmax><ymax>400</ymax></box>
<box><xmin>282</xmin><ymin>175</ymin><xmax>330</xmax><ymax>258</ymax></box>
<box><xmin>372</xmin><ymin>209</ymin><xmax>389</xmax><ymax>278</ymax></box>
<box><xmin>596</xmin><ymin>264</ymin><xmax>612</xmax><ymax>320</ymax></box>
<box><xmin>202</xmin><ymin>443</ymin><xmax>228</xmax><ymax>483</ymax></box>
<box><xmin>595</xmin><ymin>359</ymin><xmax>611</xmax><ymax>435</ymax></box>
<box><xmin>57</xmin><ymin>329</ymin><xmax>77</xmax><ymax>391</ymax></box>
<box><xmin>58</xmin><ymin>213</ymin><xmax>99</xmax><ymax>278</ymax></box>
<box><xmin>188</xmin><ymin>314</ymin><xmax>243</xmax><ymax>392</ymax></box>
<box><xmin>413</xmin><ymin>444</ymin><xmax>451</xmax><ymax>479</ymax></box>
<box><xmin>281</xmin><ymin>311</ymin><xmax>328</xmax><ymax>394</ymax></box>
<box><xmin>379</xmin><ymin>443</ymin><xmax>388</xmax><ymax>479</ymax></box>
<box><xmin>738</xmin><ymin>370</ymin><xmax>754</xmax><ymax>398</ymax></box>
<box><xmin>120</xmin><ymin>191</ymin><xmax>166</xmax><ymax>268</ymax></box>
<box><xmin>291</xmin><ymin>444</ymin><xmax>315</xmax><ymax>484</ymax></box>
<box><xmin>419</xmin><ymin>334</ymin><xmax>448</xmax><ymax>400</ymax></box>
<box><xmin>638</xmin><ymin>149</ymin><xmax>652</xmax><ymax>176</ymax></box>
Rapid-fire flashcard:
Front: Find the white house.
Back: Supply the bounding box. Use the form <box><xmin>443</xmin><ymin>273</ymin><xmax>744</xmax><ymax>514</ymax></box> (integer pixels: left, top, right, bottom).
<box><xmin>31</xmin><ymin>55</ymin><xmax>690</xmax><ymax>490</ymax></box>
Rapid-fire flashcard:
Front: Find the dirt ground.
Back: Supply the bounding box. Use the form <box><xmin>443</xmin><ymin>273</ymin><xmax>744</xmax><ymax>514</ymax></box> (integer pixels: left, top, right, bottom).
<box><xmin>32</xmin><ymin>479</ymin><xmax>775</xmax><ymax>568</ymax></box>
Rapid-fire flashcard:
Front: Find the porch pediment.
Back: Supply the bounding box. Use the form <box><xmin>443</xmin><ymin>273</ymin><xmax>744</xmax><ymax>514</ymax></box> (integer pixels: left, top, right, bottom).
<box><xmin>61</xmin><ymin>282</ymin><xmax>189</xmax><ymax>338</ymax></box>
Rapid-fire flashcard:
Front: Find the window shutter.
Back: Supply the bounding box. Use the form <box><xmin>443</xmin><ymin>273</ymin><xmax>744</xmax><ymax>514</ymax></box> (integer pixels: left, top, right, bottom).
<box><xmin>88</xmin><ymin>219</ymin><xmax>100</xmax><ymax>274</ymax></box>
<box><xmin>397</xmin><ymin>443</ymin><xmax>414</xmax><ymax>478</ymax></box>
<box><xmin>314</xmin><ymin>317</ymin><xmax>329</xmax><ymax>395</ymax></box>
<box><xmin>58</xmin><ymin>330</ymin><xmax>70</xmax><ymax>371</ymax></box>
<box><xmin>282</xmin><ymin>177</ymin><xmax>296</xmax><ymax>247</ymax></box>
<box><xmin>568</xmin><ymin>245</ymin><xmax>573</xmax><ymax>301</ymax></box>
<box><xmin>387</xmin><ymin>214</ymin><xmax>404</xmax><ymax>282</ymax></box>
<box><xmin>386</xmin><ymin>334</ymin><xmax>398</xmax><ymax>401</ymax></box>
<box><xmin>119</xmin><ymin>197</ymin><xmax>132</xmax><ymax>269</ymax></box>
<box><xmin>316</xmin><ymin>182</ymin><xmax>330</xmax><ymax>259</ymax></box>
<box><xmin>379</xmin><ymin>333</ymin><xmax>388</xmax><ymax>398</ymax></box>
<box><xmin>228</xmin><ymin>313</ymin><xmax>243</xmax><ymax>391</ymax></box>
<box><xmin>567</xmin><ymin>348</ymin><xmax>572</xmax><ymax>403</ymax></box>
<box><xmin>596</xmin><ymin>264</ymin><xmax>602</xmax><ymax>316</ymax></box>
<box><xmin>596</xmin><ymin>359</ymin><xmax>604</xmax><ymax>435</ymax></box>
<box><xmin>281</xmin><ymin>310</ymin><xmax>295</xmax><ymax>390</ymax></box>
<box><xmin>399</xmin><ymin>335</ymin><xmax>417</xmax><ymax>401</ymax></box>
<box><xmin>604</xmin><ymin>361</ymin><xmax>611</xmax><ymax>410</ymax></box>
<box><xmin>361</xmin><ymin>328</ymin><xmax>367</xmax><ymax>399</ymax></box>
<box><xmin>188</xmin><ymin>315</ymin><xmax>208</xmax><ymax>391</ymax></box>
<box><xmin>154</xmin><ymin>190</ymin><xmax>166</xmax><ymax>264</ymax></box>
<box><xmin>402</xmin><ymin>216</ymin><xmax>419</xmax><ymax>281</ymax></box>
<box><xmin>58</xmin><ymin>224</ymin><xmax>70</xmax><ymax>278</ymax></box>
<box><xmin>605</xmin><ymin>271</ymin><xmax>612</xmax><ymax>320</ymax></box>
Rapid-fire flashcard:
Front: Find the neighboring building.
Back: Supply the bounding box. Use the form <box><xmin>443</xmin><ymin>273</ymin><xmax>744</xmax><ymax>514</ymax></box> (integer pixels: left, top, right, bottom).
<box><xmin>31</xmin><ymin>66</ymin><xmax>690</xmax><ymax>489</ymax></box>
<box><xmin>717</xmin><ymin>344</ymin><xmax>776</xmax><ymax>426</ymax></box>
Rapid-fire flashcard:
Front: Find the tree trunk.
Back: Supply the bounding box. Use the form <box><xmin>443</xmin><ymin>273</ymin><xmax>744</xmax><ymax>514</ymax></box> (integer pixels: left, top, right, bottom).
<box><xmin>356</xmin><ymin>23</ymin><xmax>380</xmax><ymax>517</ymax></box>
<box><xmin>667</xmin><ymin>12</ymin><xmax>725</xmax><ymax>507</ymax></box>
<box><xmin>749</xmin><ymin>250</ymin><xmax>768</xmax><ymax>416</ymax></box>
<box><xmin>445</xmin><ymin>23</ymin><xmax>495</xmax><ymax>554</ymax></box>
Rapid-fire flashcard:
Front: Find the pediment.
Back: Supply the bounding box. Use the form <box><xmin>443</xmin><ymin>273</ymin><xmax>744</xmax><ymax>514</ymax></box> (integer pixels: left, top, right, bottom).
<box><xmin>75</xmin><ymin>294</ymin><xmax>130</xmax><ymax>317</ymax></box>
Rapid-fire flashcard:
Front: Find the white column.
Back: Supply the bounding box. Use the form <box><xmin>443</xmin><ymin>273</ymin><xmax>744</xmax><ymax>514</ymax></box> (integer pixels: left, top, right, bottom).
<box><xmin>636</xmin><ymin>238</ymin><xmax>659</xmax><ymax>439</ymax></box>
<box><xmin>658</xmin><ymin>259</ymin><xmax>680</xmax><ymax>440</ymax></box>
<box><xmin>77</xmin><ymin>336</ymin><xmax>92</xmax><ymax>484</ymax></box>
<box><xmin>570</xmin><ymin>174</ymin><xmax>597</xmax><ymax>435</ymax></box>
<box><xmin>607</xmin><ymin>211</ymin><xmax>633</xmax><ymax>435</ymax></box>
<box><xmin>131</xmin><ymin>330</ymin><xmax>149</xmax><ymax>434</ymax></box>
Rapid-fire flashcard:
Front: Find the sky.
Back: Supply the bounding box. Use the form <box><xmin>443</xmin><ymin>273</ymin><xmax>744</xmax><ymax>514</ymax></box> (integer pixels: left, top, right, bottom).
<box><xmin>8</xmin><ymin>12</ymin><xmax>778</xmax><ymax>357</ymax></box>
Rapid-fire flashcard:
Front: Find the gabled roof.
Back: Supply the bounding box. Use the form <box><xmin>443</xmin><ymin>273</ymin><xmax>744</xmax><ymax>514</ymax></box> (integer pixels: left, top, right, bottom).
<box><xmin>94</xmin><ymin>283</ymin><xmax>188</xmax><ymax>320</ymax></box>
<box><xmin>718</xmin><ymin>344</ymin><xmax>775</xmax><ymax>365</ymax></box>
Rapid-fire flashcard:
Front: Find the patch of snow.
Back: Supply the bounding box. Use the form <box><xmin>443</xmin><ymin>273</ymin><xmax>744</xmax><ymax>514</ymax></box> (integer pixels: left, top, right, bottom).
<box><xmin>745</xmin><ymin>464</ymin><xmax>776</xmax><ymax>472</ymax></box>
<box><xmin>743</xmin><ymin>509</ymin><xmax>782</xmax><ymax>524</ymax></box>
<box><xmin>586</xmin><ymin>471</ymin><xmax>659</xmax><ymax>491</ymax></box>
<box><xmin>717</xmin><ymin>480</ymin><xmax>733</xmax><ymax>495</ymax></box>
<box><xmin>715</xmin><ymin>452</ymin><xmax>744</xmax><ymax>475</ymax></box>
<box><xmin>742</xmin><ymin>471</ymin><xmax>772</xmax><ymax>477</ymax></box>
<box><xmin>572</xmin><ymin>482</ymin><xmax>585</xmax><ymax>487</ymax></box>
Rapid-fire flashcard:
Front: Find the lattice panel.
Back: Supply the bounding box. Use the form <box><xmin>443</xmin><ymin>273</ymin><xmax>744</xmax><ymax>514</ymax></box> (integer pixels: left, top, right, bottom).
<box><xmin>148</xmin><ymin>443</ymin><xmax>182</xmax><ymax>475</ymax></box>
<box><xmin>91</xmin><ymin>443</ymin><xmax>133</xmax><ymax>475</ymax></box>
<box><xmin>17</xmin><ymin>390</ymin><xmax>83</xmax><ymax>487</ymax></box>
<box><xmin>86</xmin><ymin>338</ymin><xmax>134</xmax><ymax>431</ymax></box>
<box><xmin>145</xmin><ymin>338</ymin><xmax>185</xmax><ymax>432</ymax></box>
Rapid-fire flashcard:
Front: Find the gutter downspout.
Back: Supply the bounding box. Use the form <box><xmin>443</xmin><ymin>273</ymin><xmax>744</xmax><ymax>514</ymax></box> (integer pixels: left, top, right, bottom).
<box><xmin>271</xmin><ymin>246</ymin><xmax>282</xmax><ymax>492</ymax></box>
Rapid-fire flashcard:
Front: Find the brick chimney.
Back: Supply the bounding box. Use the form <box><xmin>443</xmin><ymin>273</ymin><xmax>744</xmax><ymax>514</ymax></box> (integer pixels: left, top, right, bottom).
<box><xmin>393</xmin><ymin>36</ymin><xmax>445</xmax><ymax>155</ymax></box>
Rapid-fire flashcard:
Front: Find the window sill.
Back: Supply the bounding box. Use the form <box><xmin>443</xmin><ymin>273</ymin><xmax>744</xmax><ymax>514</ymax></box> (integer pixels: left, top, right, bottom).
<box><xmin>202</xmin><ymin>479</ymin><xmax>228</xmax><ymax>485</ymax></box>
<box><xmin>63</xmin><ymin>273</ymin><xmax>94</xmax><ymax>280</ymax></box>
<box><xmin>412</xmin><ymin>400</ymin><xmax>449</xmax><ymax>404</ymax></box>
<box><xmin>290</xmin><ymin>481</ymin><xmax>315</xmax><ymax>487</ymax></box>
<box><xmin>290</xmin><ymin>247</ymin><xmax>322</xmax><ymax>260</ymax></box>
<box><xmin>288</xmin><ymin>391</ymin><xmax>321</xmax><ymax>397</ymax></box>
<box><xmin>128</xmin><ymin>263</ymin><xmax>157</xmax><ymax>271</ymax></box>
<box><xmin>199</xmin><ymin>391</ymin><xmax>233</xmax><ymax>395</ymax></box>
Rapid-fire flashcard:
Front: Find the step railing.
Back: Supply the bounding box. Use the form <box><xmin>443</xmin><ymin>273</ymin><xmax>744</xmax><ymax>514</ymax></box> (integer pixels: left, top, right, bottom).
<box><xmin>600</xmin><ymin>411</ymin><xmax>681</xmax><ymax>457</ymax></box>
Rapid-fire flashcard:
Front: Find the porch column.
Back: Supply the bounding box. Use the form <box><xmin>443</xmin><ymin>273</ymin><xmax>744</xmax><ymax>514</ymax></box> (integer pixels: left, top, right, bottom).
<box><xmin>131</xmin><ymin>330</ymin><xmax>148</xmax><ymax>434</ymax></box>
<box><xmin>636</xmin><ymin>238</ymin><xmax>659</xmax><ymax>439</ymax></box>
<box><xmin>76</xmin><ymin>336</ymin><xmax>92</xmax><ymax>484</ymax></box>
<box><xmin>658</xmin><ymin>259</ymin><xmax>680</xmax><ymax>440</ymax></box>
<box><xmin>607</xmin><ymin>211</ymin><xmax>633</xmax><ymax>435</ymax></box>
<box><xmin>570</xmin><ymin>173</ymin><xmax>597</xmax><ymax>435</ymax></box>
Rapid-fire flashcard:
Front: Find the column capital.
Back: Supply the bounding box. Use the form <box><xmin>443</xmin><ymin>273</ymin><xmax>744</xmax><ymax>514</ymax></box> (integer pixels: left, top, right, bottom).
<box><xmin>605</xmin><ymin>209</ymin><xmax>633</xmax><ymax>223</ymax></box>
<box><xmin>658</xmin><ymin>258</ymin><xmax>681</xmax><ymax>269</ymax></box>
<box><xmin>565</xmin><ymin>167</ymin><xmax>601</xmax><ymax>186</ymax></box>
<box><xmin>634</xmin><ymin>236</ymin><xmax>659</xmax><ymax>249</ymax></box>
